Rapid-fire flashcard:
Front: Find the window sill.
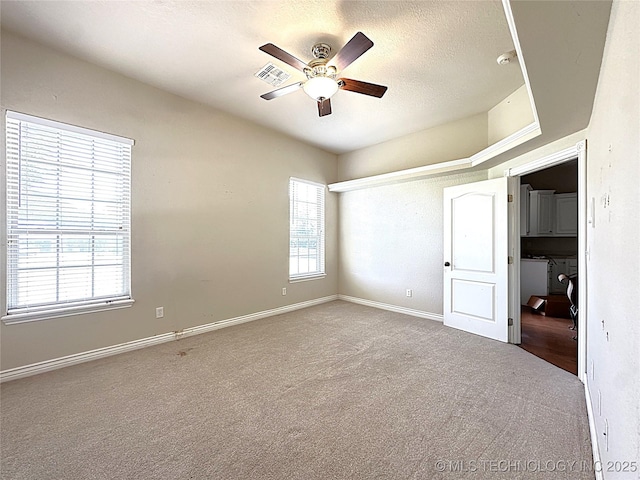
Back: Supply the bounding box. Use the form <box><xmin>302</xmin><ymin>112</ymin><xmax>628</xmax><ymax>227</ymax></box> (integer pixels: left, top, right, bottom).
<box><xmin>289</xmin><ymin>274</ymin><xmax>326</xmax><ymax>283</ymax></box>
<box><xmin>2</xmin><ymin>299</ymin><xmax>135</xmax><ymax>325</ymax></box>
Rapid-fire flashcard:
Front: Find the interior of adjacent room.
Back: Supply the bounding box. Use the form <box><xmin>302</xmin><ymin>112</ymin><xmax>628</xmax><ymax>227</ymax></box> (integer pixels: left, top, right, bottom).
<box><xmin>518</xmin><ymin>160</ymin><xmax>579</xmax><ymax>374</ymax></box>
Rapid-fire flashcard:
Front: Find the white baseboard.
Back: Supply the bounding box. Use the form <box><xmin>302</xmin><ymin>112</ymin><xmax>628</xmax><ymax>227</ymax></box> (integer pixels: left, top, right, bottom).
<box><xmin>178</xmin><ymin>295</ymin><xmax>338</xmax><ymax>339</ymax></box>
<box><xmin>0</xmin><ymin>332</ymin><xmax>176</xmax><ymax>384</ymax></box>
<box><xmin>0</xmin><ymin>295</ymin><xmax>338</xmax><ymax>383</ymax></box>
<box><xmin>338</xmin><ymin>294</ymin><xmax>443</xmax><ymax>322</ymax></box>
<box><xmin>584</xmin><ymin>379</ymin><xmax>604</xmax><ymax>480</ymax></box>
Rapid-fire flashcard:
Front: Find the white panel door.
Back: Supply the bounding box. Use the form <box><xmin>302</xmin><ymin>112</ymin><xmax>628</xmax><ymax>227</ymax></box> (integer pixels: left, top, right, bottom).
<box><xmin>444</xmin><ymin>178</ymin><xmax>509</xmax><ymax>342</ymax></box>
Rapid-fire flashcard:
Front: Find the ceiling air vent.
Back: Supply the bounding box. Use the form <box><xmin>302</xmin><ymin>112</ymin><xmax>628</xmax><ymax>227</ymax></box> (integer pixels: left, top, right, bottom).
<box><xmin>255</xmin><ymin>62</ymin><xmax>291</xmax><ymax>87</ymax></box>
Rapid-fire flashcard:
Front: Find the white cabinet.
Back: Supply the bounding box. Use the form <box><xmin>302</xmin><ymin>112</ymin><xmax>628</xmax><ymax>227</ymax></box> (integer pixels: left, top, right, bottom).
<box><xmin>521</xmin><ymin>256</ymin><xmax>578</xmax><ymax>302</ymax></box>
<box><xmin>529</xmin><ymin>190</ymin><xmax>555</xmax><ymax>236</ymax></box>
<box><xmin>554</xmin><ymin>193</ymin><xmax>578</xmax><ymax>235</ymax></box>
<box><xmin>521</xmin><ymin>189</ymin><xmax>577</xmax><ymax>237</ymax></box>
<box><xmin>521</xmin><ymin>259</ymin><xmax>549</xmax><ymax>304</ymax></box>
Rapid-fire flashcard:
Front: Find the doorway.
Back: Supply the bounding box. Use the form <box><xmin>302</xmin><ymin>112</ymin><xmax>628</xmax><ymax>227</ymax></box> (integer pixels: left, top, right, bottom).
<box><xmin>518</xmin><ymin>160</ymin><xmax>578</xmax><ymax>374</ymax></box>
<box><xmin>506</xmin><ymin>140</ymin><xmax>587</xmax><ymax>381</ymax></box>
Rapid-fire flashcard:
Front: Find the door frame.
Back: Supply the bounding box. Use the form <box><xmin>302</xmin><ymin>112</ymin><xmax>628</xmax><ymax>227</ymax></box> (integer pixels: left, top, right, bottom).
<box><xmin>504</xmin><ymin>140</ymin><xmax>587</xmax><ymax>382</ymax></box>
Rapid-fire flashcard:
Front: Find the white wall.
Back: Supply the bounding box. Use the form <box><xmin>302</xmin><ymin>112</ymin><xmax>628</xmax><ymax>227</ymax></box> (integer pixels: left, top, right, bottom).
<box><xmin>487</xmin><ymin>0</ymin><xmax>639</xmax><ymax>469</ymax></box>
<box><xmin>0</xmin><ymin>31</ymin><xmax>338</xmax><ymax>370</ymax></box>
<box><xmin>583</xmin><ymin>0</ymin><xmax>640</xmax><ymax>469</ymax></box>
<box><xmin>339</xmin><ymin>171</ymin><xmax>486</xmax><ymax>315</ymax></box>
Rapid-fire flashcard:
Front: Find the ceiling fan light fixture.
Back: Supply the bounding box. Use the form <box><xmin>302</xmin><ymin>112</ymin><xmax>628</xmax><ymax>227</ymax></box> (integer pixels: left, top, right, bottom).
<box><xmin>259</xmin><ymin>32</ymin><xmax>387</xmax><ymax>116</ymax></box>
<box><xmin>303</xmin><ymin>76</ymin><xmax>339</xmax><ymax>101</ymax></box>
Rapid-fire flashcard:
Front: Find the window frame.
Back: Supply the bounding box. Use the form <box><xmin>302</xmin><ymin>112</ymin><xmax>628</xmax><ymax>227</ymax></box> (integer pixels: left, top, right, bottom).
<box><xmin>3</xmin><ymin>111</ymin><xmax>135</xmax><ymax>324</ymax></box>
<box><xmin>288</xmin><ymin>177</ymin><xmax>326</xmax><ymax>282</ymax></box>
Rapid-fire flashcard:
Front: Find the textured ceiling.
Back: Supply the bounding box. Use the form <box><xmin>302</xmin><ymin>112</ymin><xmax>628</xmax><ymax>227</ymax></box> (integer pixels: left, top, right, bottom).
<box><xmin>0</xmin><ymin>0</ymin><xmax>525</xmax><ymax>154</ymax></box>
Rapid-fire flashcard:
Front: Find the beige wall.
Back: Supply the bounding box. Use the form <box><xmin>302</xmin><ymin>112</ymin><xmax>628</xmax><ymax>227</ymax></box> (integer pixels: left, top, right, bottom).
<box><xmin>338</xmin><ymin>170</ymin><xmax>486</xmax><ymax>314</ymax></box>
<box><xmin>337</xmin><ymin>83</ymin><xmax>537</xmax><ymax>184</ymax></box>
<box><xmin>0</xmin><ymin>31</ymin><xmax>338</xmax><ymax>370</ymax></box>
<box><xmin>487</xmin><ymin>85</ymin><xmax>534</xmax><ymax>145</ymax></box>
<box><xmin>583</xmin><ymin>0</ymin><xmax>640</xmax><ymax>467</ymax></box>
<box><xmin>337</xmin><ymin>113</ymin><xmax>488</xmax><ymax>181</ymax></box>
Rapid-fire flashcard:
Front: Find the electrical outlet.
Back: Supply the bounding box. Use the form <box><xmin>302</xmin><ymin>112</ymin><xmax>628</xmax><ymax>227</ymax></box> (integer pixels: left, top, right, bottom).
<box><xmin>406</xmin><ymin>289</ymin><xmax>412</xmax><ymax>297</ymax></box>
<box><xmin>155</xmin><ymin>306</ymin><xmax>164</xmax><ymax>318</ymax></box>
<box><xmin>282</xmin><ymin>287</ymin><xmax>287</xmax><ymax>296</ymax></box>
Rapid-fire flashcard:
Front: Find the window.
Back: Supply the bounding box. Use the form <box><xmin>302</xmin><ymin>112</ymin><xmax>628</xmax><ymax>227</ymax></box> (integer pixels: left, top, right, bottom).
<box><xmin>4</xmin><ymin>111</ymin><xmax>133</xmax><ymax>323</ymax></box>
<box><xmin>289</xmin><ymin>178</ymin><xmax>325</xmax><ymax>281</ymax></box>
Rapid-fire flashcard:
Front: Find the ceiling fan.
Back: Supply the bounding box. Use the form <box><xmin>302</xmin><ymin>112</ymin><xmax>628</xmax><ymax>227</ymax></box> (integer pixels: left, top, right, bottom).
<box><xmin>259</xmin><ymin>32</ymin><xmax>387</xmax><ymax>117</ymax></box>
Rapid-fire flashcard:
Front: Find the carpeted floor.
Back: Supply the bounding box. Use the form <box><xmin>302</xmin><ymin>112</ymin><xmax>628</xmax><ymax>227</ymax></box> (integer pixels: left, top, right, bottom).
<box><xmin>0</xmin><ymin>301</ymin><xmax>594</xmax><ymax>479</ymax></box>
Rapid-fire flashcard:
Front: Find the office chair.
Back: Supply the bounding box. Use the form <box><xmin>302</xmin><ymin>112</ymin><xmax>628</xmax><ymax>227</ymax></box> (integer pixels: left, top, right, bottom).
<box><xmin>558</xmin><ymin>273</ymin><xmax>578</xmax><ymax>340</ymax></box>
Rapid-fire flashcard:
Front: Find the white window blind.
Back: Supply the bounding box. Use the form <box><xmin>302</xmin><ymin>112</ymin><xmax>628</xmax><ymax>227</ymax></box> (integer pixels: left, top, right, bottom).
<box><xmin>4</xmin><ymin>111</ymin><xmax>133</xmax><ymax>321</ymax></box>
<box><xmin>289</xmin><ymin>178</ymin><xmax>325</xmax><ymax>280</ymax></box>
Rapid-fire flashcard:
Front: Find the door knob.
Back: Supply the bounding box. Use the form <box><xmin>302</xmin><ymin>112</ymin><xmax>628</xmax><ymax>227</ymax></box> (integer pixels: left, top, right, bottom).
<box><xmin>444</xmin><ymin>262</ymin><xmax>451</xmax><ymax>267</ymax></box>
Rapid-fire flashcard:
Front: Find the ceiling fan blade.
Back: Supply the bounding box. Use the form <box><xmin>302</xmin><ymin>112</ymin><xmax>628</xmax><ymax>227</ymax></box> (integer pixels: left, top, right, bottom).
<box><xmin>260</xmin><ymin>82</ymin><xmax>304</xmax><ymax>100</ymax></box>
<box><xmin>259</xmin><ymin>43</ymin><xmax>308</xmax><ymax>72</ymax></box>
<box><xmin>338</xmin><ymin>78</ymin><xmax>388</xmax><ymax>98</ymax></box>
<box><xmin>329</xmin><ymin>32</ymin><xmax>374</xmax><ymax>71</ymax></box>
<box><xmin>317</xmin><ymin>98</ymin><xmax>332</xmax><ymax>117</ymax></box>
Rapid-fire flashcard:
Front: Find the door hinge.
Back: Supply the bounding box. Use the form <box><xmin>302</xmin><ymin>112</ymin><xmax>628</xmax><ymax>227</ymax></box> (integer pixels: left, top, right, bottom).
<box><xmin>508</xmin><ymin>318</ymin><xmax>514</xmax><ymax>326</ymax></box>
<box><xmin>507</xmin><ymin>194</ymin><xmax>514</xmax><ymax>203</ymax></box>
<box><xmin>508</xmin><ymin>256</ymin><xmax>514</xmax><ymax>264</ymax></box>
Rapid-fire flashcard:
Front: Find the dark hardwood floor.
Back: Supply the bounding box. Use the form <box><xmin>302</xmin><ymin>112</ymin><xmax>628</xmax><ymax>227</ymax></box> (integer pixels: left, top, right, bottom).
<box><xmin>519</xmin><ymin>306</ymin><xmax>578</xmax><ymax>375</ymax></box>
